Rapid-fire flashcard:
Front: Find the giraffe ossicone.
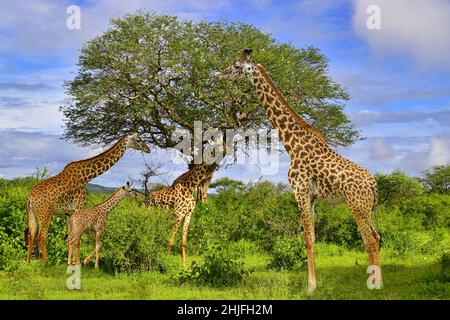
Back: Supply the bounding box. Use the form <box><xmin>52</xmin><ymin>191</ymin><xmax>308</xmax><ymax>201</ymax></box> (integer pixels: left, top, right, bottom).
<box><xmin>221</xmin><ymin>49</ymin><xmax>382</xmax><ymax>294</ymax></box>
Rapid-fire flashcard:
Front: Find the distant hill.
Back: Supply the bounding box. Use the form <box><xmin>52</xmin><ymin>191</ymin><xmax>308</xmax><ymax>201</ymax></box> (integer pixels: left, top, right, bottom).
<box><xmin>86</xmin><ymin>183</ymin><xmax>116</xmax><ymax>194</ymax></box>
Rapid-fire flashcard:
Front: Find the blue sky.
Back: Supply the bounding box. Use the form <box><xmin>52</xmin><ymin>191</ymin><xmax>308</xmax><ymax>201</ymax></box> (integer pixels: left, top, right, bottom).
<box><xmin>1</xmin><ymin>0</ymin><xmax>450</xmax><ymax>187</ymax></box>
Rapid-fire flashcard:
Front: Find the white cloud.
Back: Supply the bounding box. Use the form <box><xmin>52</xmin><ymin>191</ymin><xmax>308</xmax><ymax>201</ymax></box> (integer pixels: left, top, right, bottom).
<box><xmin>370</xmin><ymin>138</ymin><xmax>393</xmax><ymax>160</ymax></box>
<box><xmin>350</xmin><ymin>109</ymin><xmax>450</xmax><ymax>128</ymax></box>
<box><xmin>0</xmin><ymin>0</ymin><xmax>231</xmax><ymax>61</ymax></box>
<box><xmin>353</xmin><ymin>0</ymin><xmax>450</xmax><ymax>69</ymax></box>
<box><xmin>429</xmin><ymin>137</ymin><xmax>450</xmax><ymax>166</ymax></box>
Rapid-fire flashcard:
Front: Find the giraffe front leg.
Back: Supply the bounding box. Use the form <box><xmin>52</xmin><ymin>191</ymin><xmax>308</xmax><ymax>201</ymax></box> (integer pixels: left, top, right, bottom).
<box><xmin>83</xmin><ymin>249</ymin><xmax>96</xmax><ymax>266</ymax></box>
<box><xmin>75</xmin><ymin>239</ymin><xmax>81</xmax><ymax>267</ymax></box>
<box><xmin>300</xmin><ymin>201</ymin><xmax>317</xmax><ymax>295</ymax></box>
<box><xmin>67</xmin><ymin>238</ymin><xmax>73</xmax><ymax>266</ymax></box>
<box><xmin>290</xmin><ymin>176</ymin><xmax>317</xmax><ymax>295</ymax></box>
<box><xmin>180</xmin><ymin>204</ymin><xmax>195</xmax><ymax>269</ymax></box>
<box><xmin>94</xmin><ymin>232</ymin><xmax>103</xmax><ymax>269</ymax></box>
<box><xmin>167</xmin><ymin>216</ymin><xmax>182</xmax><ymax>257</ymax></box>
<box><xmin>83</xmin><ymin>230</ymin><xmax>97</xmax><ymax>266</ymax></box>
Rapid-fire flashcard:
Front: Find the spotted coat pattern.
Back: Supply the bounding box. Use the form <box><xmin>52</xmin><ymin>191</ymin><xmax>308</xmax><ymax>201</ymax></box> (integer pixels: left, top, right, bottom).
<box><xmin>222</xmin><ymin>49</ymin><xmax>382</xmax><ymax>294</ymax></box>
<box><xmin>67</xmin><ymin>184</ymin><xmax>136</xmax><ymax>268</ymax></box>
<box><xmin>26</xmin><ymin>133</ymin><xmax>150</xmax><ymax>262</ymax></box>
<box><xmin>144</xmin><ymin>163</ymin><xmax>217</xmax><ymax>267</ymax></box>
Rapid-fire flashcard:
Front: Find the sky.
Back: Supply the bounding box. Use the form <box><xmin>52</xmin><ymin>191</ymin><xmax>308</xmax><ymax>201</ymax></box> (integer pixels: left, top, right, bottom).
<box><xmin>0</xmin><ymin>0</ymin><xmax>449</xmax><ymax>188</ymax></box>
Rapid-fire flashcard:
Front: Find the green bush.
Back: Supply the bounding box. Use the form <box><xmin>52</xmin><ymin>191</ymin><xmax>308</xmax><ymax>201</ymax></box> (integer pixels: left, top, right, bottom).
<box><xmin>189</xmin><ymin>181</ymin><xmax>300</xmax><ymax>253</ymax></box>
<box><xmin>381</xmin><ymin>228</ymin><xmax>418</xmax><ymax>257</ymax></box>
<box><xmin>92</xmin><ymin>198</ymin><xmax>172</xmax><ymax>273</ymax></box>
<box><xmin>178</xmin><ymin>242</ymin><xmax>250</xmax><ymax>287</ymax></box>
<box><xmin>399</xmin><ymin>194</ymin><xmax>450</xmax><ymax>229</ymax></box>
<box><xmin>314</xmin><ymin>203</ymin><xmax>363</xmax><ymax>250</ymax></box>
<box><xmin>267</xmin><ymin>235</ymin><xmax>306</xmax><ymax>271</ymax></box>
<box><xmin>0</xmin><ymin>226</ymin><xmax>25</xmax><ymax>271</ymax></box>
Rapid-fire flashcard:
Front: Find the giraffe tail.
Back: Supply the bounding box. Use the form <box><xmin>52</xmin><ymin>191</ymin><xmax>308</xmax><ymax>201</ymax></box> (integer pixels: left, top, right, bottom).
<box><xmin>25</xmin><ymin>198</ymin><xmax>39</xmax><ymax>254</ymax></box>
<box><xmin>24</xmin><ymin>227</ymin><xmax>29</xmax><ymax>247</ymax></box>
<box><xmin>24</xmin><ymin>199</ymin><xmax>31</xmax><ymax>247</ymax></box>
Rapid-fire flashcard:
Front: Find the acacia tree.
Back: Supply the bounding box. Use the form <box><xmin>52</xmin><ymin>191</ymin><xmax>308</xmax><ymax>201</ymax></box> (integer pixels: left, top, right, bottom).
<box><xmin>62</xmin><ymin>12</ymin><xmax>360</xmax><ymax>199</ymax></box>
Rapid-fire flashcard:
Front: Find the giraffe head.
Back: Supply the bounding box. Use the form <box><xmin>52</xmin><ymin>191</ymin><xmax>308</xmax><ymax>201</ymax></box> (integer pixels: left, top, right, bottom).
<box><xmin>126</xmin><ymin>133</ymin><xmax>151</xmax><ymax>153</ymax></box>
<box><xmin>123</xmin><ymin>181</ymin><xmax>138</xmax><ymax>198</ymax></box>
<box><xmin>220</xmin><ymin>48</ymin><xmax>256</xmax><ymax>79</ymax></box>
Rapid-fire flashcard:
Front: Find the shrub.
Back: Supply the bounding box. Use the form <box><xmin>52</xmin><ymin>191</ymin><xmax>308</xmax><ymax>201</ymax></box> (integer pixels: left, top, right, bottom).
<box><xmin>399</xmin><ymin>194</ymin><xmax>450</xmax><ymax>229</ymax></box>
<box><xmin>380</xmin><ymin>228</ymin><xmax>418</xmax><ymax>257</ymax></box>
<box><xmin>95</xmin><ymin>199</ymin><xmax>172</xmax><ymax>273</ymax></box>
<box><xmin>267</xmin><ymin>235</ymin><xmax>306</xmax><ymax>271</ymax></box>
<box><xmin>178</xmin><ymin>242</ymin><xmax>250</xmax><ymax>287</ymax></box>
<box><xmin>314</xmin><ymin>203</ymin><xmax>363</xmax><ymax>250</ymax></box>
<box><xmin>0</xmin><ymin>227</ymin><xmax>25</xmax><ymax>271</ymax></box>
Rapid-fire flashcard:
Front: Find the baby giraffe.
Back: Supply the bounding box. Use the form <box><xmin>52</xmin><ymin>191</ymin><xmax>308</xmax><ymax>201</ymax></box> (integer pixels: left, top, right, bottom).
<box><xmin>67</xmin><ymin>182</ymin><xmax>136</xmax><ymax>268</ymax></box>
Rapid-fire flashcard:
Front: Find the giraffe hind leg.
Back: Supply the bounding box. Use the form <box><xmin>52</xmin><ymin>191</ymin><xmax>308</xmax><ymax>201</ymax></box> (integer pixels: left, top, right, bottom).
<box><xmin>26</xmin><ymin>200</ymin><xmax>39</xmax><ymax>263</ymax></box>
<box><xmin>348</xmin><ymin>200</ymin><xmax>382</xmax><ymax>287</ymax></box>
<box><xmin>36</xmin><ymin>213</ymin><xmax>52</xmax><ymax>263</ymax></box>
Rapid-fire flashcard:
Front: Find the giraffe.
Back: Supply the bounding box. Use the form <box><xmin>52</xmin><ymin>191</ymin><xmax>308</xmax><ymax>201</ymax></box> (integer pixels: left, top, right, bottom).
<box><xmin>221</xmin><ymin>49</ymin><xmax>382</xmax><ymax>294</ymax></box>
<box><xmin>26</xmin><ymin>133</ymin><xmax>150</xmax><ymax>263</ymax></box>
<box><xmin>67</xmin><ymin>182</ymin><xmax>137</xmax><ymax>268</ymax></box>
<box><xmin>143</xmin><ymin>162</ymin><xmax>218</xmax><ymax>267</ymax></box>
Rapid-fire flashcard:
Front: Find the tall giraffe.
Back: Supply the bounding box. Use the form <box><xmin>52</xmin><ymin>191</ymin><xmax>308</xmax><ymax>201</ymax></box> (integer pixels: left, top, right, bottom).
<box><xmin>26</xmin><ymin>133</ymin><xmax>150</xmax><ymax>262</ymax></box>
<box><xmin>67</xmin><ymin>182</ymin><xmax>137</xmax><ymax>268</ymax></box>
<box><xmin>143</xmin><ymin>162</ymin><xmax>218</xmax><ymax>267</ymax></box>
<box><xmin>221</xmin><ymin>49</ymin><xmax>382</xmax><ymax>294</ymax></box>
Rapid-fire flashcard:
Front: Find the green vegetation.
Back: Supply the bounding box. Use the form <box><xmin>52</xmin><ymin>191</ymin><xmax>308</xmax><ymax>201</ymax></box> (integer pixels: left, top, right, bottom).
<box><xmin>62</xmin><ymin>13</ymin><xmax>358</xmax><ymax>149</ymax></box>
<box><xmin>0</xmin><ymin>166</ymin><xmax>449</xmax><ymax>299</ymax></box>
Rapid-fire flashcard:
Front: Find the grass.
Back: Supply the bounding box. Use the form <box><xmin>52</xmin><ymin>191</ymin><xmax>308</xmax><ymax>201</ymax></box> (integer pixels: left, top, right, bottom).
<box><xmin>0</xmin><ymin>243</ymin><xmax>448</xmax><ymax>300</ymax></box>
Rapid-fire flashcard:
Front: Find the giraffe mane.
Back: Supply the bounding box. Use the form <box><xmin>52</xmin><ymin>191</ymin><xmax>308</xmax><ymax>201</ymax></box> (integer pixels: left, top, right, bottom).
<box><xmin>171</xmin><ymin>163</ymin><xmax>217</xmax><ymax>187</ymax></box>
<box><xmin>63</xmin><ymin>136</ymin><xmax>128</xmax><ymax>170</ymax></box>
<box><xmin>171</xmin><ymin>169</ymin><xmax>192</xmax><ymax>186</ymax></box>
<box><xmin>255</xmin><ymin>64</ymin><xmax>326</xmax><ymax>143</ymax></box>
<box><xmin>91</xmin><ymin>186</ymin><xmax>123</xmax><ymax>209</ymax></box>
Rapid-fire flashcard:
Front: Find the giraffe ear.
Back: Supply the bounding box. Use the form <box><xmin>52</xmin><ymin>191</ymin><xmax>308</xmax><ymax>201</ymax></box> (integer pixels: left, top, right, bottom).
<box><xmin>242</xmin><ymin>48</ymin><xmax>252</xmax><ymax>61</ymax></box>
<box><xmin>127</xmin><ymin>181</ymin><xmax>131</xmax><ymax>187</ymax></box>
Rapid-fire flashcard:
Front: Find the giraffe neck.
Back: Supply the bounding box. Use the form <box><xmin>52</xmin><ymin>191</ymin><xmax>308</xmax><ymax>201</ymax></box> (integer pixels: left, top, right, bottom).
<box><xmin>65</xmin><ymin>136</ymin><xmax>129</xmax><ymax>184</ymax></box>
<box><xmin>173</xmin><ymin>163</ymin><xmax>217</xmax><ymax>192</ymax></box>
<box><xmin>95</xmin><ymin>187</ymin><xmax>126</xmax><ymax>216</ymax></box>
<box><xmin>251</xmin><ymin>64</ymin><xmax>327</xmax><ymax>156</ymax></box>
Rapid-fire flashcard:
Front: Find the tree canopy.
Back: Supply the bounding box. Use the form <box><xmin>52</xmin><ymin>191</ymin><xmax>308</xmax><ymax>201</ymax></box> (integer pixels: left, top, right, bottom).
<box><xmin>422</xmin><ymin>164</ymin><xmax>450</xmax><ymax>194</ymax></box>
<box><xmin>210</xmin><ymin>177</ymin><xmax>245</xmax><ymax>192</ymax></box>
<box><xmin>62</xmin><ymin>12</ymin><xmax>360</xmax><ymax>151</ymax></box>
<box><xmin>375</xmin><ymin>169</ymin><xmax>423</xmax><ymax>206</ymax></box>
